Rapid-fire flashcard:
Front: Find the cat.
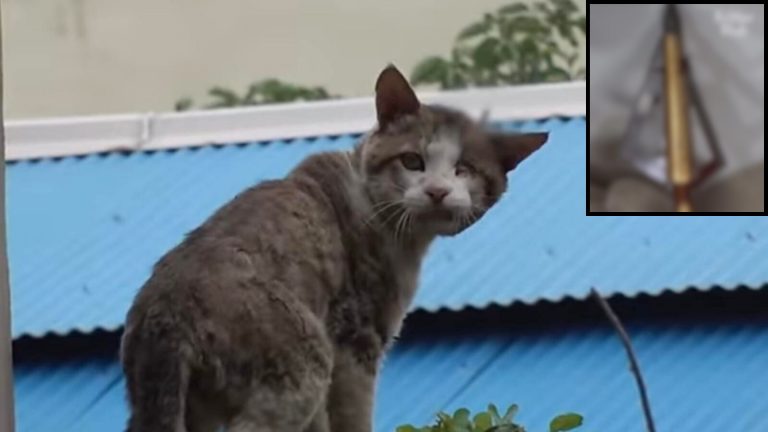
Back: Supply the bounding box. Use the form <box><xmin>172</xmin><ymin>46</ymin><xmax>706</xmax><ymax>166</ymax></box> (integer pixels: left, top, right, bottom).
<box><xmin>121</xmin><ymin>65</ymin><xmax>548</xmax><ymax>432</ymax></box>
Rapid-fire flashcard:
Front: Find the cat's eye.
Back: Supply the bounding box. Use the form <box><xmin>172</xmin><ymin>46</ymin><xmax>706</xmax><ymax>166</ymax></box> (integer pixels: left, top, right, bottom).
<box><xmin>400</xmin><ymin>153</ymin><xmax>425</xmax><ymax>171</ymax></box>
<box><xmin>455</xmin><ymin>161</ymin><xmax>475</xmax><ymax>177</ymax></box>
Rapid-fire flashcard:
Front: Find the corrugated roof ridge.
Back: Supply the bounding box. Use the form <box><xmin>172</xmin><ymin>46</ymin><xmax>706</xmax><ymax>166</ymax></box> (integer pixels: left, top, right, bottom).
<box><xmin>14</xmin><ymin>283</ymin><xmax>765</xmax><ymax>340</ymax></box>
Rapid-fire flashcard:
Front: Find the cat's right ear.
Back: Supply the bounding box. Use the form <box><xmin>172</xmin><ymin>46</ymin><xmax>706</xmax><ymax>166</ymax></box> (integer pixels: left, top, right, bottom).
<box><xmin>492</xmin><ymin>132</ymin><xmax>549</xmax><ymax>172</ymax></box>
<box><xmin>375</xmin><ymin>65</ymin><xmax>420</xmax><ymax>130</ymax></box>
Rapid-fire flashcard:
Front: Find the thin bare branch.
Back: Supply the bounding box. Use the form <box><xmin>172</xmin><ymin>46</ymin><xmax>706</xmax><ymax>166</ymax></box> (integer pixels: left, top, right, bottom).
<box><xmin>590</xmin><ymin>287</ymin><xmax>656</xmax><ymax>432</ymax></box>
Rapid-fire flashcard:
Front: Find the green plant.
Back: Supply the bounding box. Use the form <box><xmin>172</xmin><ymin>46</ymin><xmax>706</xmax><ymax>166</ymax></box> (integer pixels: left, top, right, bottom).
<box><xmin>175</xmin><ymin>79</ymin><xmax>336</xmax><ymax>111</ymax></box>
<box><xmin>411</xmin><ymin>0</ymin><xmax>586</xmax><ymax>88</ymax></box>
<box><xmin>396</xmin><ymin>404</ymin><xmax>582</xmax><ymax>432</ymax></box>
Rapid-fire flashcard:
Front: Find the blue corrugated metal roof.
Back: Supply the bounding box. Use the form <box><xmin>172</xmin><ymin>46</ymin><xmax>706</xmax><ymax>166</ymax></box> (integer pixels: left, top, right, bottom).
<box><xmin>14</xmin><ymin>305</ymin><xmax>768</xmax><ymax>432</ymax></box>
<box><xmin>8</xmin><ymin>116</ymin><xmax>768</xmax><ymax>338</ymax></box>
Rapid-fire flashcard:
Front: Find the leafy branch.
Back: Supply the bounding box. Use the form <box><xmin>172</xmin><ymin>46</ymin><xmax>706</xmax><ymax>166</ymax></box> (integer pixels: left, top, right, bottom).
<box><xmin>410</xmin><ymin>0</ymin><xmax>586</xmax><ymax>88</ymax></box>
<box><xmin>396</xmin><ymin>404</ymin><xmax>583</xmax><ymax>432</ymax></box>
<box><xmin>175</xmin><ymin>79</ymin><xmax>336</xmax><ymax>111</ymax></box>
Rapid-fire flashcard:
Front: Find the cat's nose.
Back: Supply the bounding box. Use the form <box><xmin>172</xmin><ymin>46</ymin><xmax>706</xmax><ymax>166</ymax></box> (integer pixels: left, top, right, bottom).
<box><xmin>425</xmin><ymin>186</ymin><xmax>450</xmax><ymax>204</ymax></box>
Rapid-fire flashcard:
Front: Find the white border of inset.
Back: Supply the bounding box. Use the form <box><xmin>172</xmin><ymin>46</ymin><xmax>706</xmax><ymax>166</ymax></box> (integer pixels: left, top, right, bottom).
<box><xmin>4</xmin><ymin>81</ymin><xmax>585</xmax><ymax>161</ymax></box>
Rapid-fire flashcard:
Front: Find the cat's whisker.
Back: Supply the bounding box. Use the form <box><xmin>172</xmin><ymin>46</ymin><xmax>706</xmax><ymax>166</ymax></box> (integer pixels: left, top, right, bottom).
<box><xmin>399</xmin><ymin>208</ymin><xmax>411</xmax><ymax>243</ymax></box>
<box><xmin>406</xmin><ymin>211</ymin><xmax>414</xmax><ymax>237</ymax></box>
<box><xmin>454</xmin><ymin>212</ymin><xmax>464</xmax><ymax>232</ymax></box>
<box><xmin>370</xmin><ymin>197</ymin><xmax>406</xmax><ymax>213</ymax></box>
<box><xmin>403</xmin><ymin>209</ymin><xmax>414</xmax><ymax>242</ymax></box>
<box><xmin>392</xmin><ymin>205</ymin><xmax>415</xmax><ymax>244</ymax></box>
<box><xmin>469</xmin><ymin>204</ymin><xmax>487</xmax><ymax>221</ymax></box>
<box><xmin>380</xmin><ymin>204</ymin><xmax>407</xmax><ymax>231</ymax></box>
<box><xmin>367</xmin><ymin>200</ymin><xmax>405</xmax><ymax>225</ymax></box>
<box><xmin>464</xmin><ymin>210</ymin><xmax>479</xmax><ymax>227</ymax></box>
<box><xmin>393</xmin><ymin>208</ymin><xmax>406</xmax><ymax>243</ymax></box>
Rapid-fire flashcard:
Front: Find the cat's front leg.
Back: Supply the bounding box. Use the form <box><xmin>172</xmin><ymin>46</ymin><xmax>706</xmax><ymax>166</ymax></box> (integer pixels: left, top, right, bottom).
<box><xmin>326</xmin><ymin>347</ymin><xmax>378</xmax><ymax>432</ymax></box>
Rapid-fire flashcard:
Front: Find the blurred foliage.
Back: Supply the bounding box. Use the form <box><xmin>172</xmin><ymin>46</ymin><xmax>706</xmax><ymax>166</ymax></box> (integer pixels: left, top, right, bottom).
<box><xmin>176</xmin><ymin>0</ymin><xmax>585</xmax><ymax>109</ymax></box>
<box><xmin>396</xmin><ymin>404</ymin><xmax>583</xmax><ymax>432</ymax></box>
<box><xmin>410</xmin><ymin>0</ymin><xmax>586</xmax><ymax>88</ymax></box>
<box><xmin>175</xmin><ymin>79</ymin><xmax>336</xmax><ymax>111</ymax></box>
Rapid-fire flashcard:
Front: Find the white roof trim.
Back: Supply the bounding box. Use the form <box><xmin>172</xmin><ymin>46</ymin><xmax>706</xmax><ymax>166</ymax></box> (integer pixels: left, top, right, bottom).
<box><xmin>4</xmin><ymin>81</ymin><xmax>585</xmax><ymax>161</ymax></box>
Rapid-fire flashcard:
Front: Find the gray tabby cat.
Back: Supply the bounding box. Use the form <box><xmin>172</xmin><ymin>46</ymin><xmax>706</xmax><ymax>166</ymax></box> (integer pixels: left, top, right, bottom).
<box><xmin>121</xmin><ymin>65</ymin><xmax>547</xmax><ymax>432</ymax></box>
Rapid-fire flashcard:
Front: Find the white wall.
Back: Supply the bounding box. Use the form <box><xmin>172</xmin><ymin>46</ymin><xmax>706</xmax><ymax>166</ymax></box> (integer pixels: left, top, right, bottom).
<box><xmin>2</xmin><ymin>0</ymin><xmax>586</xmax><ymax>119</ymax></box>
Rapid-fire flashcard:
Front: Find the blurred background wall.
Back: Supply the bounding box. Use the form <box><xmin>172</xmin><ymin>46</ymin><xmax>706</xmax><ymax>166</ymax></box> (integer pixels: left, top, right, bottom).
<box><xmin>2</xmin><ymin>0</ymin><xmax>586</xmax><ymax>119</ymax></box>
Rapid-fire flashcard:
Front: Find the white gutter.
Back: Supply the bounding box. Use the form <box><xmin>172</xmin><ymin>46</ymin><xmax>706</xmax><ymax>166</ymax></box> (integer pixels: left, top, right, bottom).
<box><xmin>4</xmin><ymin>81</ymin><xmax>585</xmax><ymax>161</ymax></box>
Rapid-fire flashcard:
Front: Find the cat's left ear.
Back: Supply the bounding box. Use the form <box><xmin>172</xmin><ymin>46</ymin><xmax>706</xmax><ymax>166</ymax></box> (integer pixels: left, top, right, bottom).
<box><xmin>492</xmin><ymin>132</ymin><xmax>549</xmax><ymax>172</ymax></box>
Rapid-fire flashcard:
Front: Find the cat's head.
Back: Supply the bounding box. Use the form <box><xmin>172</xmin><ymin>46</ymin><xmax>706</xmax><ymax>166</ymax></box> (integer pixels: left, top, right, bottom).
<box><xmin>357</xmin><ymin>65</ymin><xmax>548</xmax><ymax>238</ymax></box>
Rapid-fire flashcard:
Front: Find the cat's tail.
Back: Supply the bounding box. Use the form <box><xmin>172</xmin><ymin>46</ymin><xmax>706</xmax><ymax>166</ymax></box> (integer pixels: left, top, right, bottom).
<box><xmin>121</xmin><ymin>311</ymin><xmax>192</xmax><ymax>432</ymax></box>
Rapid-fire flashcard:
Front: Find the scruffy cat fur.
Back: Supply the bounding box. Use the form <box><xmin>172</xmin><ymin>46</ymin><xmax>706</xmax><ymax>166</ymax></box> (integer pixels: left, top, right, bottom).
<box><xmin>121</xmin><ymin>65</ymin><xmax>548</xmax><ymax>432</ymax></box>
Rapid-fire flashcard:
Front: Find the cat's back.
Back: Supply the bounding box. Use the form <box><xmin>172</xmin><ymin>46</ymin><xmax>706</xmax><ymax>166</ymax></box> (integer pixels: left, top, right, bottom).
<box><xmin>126</xmin><ymin>152</ymin><xmax>352</xmax><ymax>328</ymax></box>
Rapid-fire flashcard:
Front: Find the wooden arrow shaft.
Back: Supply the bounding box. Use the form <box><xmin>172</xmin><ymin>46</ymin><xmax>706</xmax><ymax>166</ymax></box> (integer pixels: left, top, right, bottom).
<box><xmin>663</xmin><ymin>7</ymin><xmax>695</xmax><ymax>212</ymax></box>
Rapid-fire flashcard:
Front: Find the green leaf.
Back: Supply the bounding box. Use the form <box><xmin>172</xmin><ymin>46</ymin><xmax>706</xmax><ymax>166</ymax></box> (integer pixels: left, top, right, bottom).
<box><xmin>550</xmin><ymin>0</ymin><xmax>578</xmax><ymax>14</ymax></box>
<box><xmin>258</xmin><ymin>79</ymin><xmax>289</xmax><ymax>102</ymax></box>
<box><xmin>520</xmin><ymin>37</ymin><xmax>539</xmax><ymax>57</ymax></box>
<box><xmin>576</xmin><ymin>17</ymin><xmax>586</xmax><ymax>34</ymax></box>
<box><xmin>174</xmin><ymin>97</ymin><xmax>193</xmax><ymax>111</ymax></box>
<box><xmin>454</xmin><ymin>408</ymin><xmax>471</xmax><ymax>423</ymax></box>
<box><xmin>509</xmin><ymin>16</ymin><xmax>549</xmax><ymax>34</ymax></box>
<box><xmin>549</xmin><ymin>413</ymin><xmax>584</xmax><ymax>432</ymax></box>
<box><xmin>545</xmin><ymin>66</ymin><xmax>571</xmax><ymax>82</ymax></box>
<box><xmin>502</xmin><ymin>404</ymin><xmax>519</xmax><ymax>423</ymax></box>
<box><xmin>472</xmin><ymin>38</ymin><xmax>501</xmax><ymax>69</ymax></box>
<box><xmin>492</xmin><ymin>426</ymin><xmax>525</xmax><ymax>432</ymax></box>
<box><xmin>457</xmin><ymin>21</ymin><xmax>491</xmax><ymax>41</ymax></box>
<box><xmin>208</xmin><ymin>87</ymin><xmax>239</xmax><ymax>106</ymax></box>
<box><xmin>556</xmin><ymin>21</ymin><xmax>577</xmax><ymax>47</ymax></box>
<box><xmin>396</xmin><ymin>426</ymin><xmax>418</xmax><ymax>432</ymax></box>
<box><xmin>473</xmin><ymin>412</ymin><xmax>492</xmax><ymax>431</ymax></box>
<box><xmin>566</xmin><ymin>52</ymin><xmax>577</xmax><ymax>67</ymax></box>
<box><xmin>243</xmin><ymin>83</ymin><xmax>262</xmax><ymax>105</ymax></box>
<box><xmin>437</xmin><ymin>411</ymin><xmax>452</xmax><ymax>427</ymax></box>
<box><xmin>410</xmin><ymin>56</ymin><xmax>449</xmax><ymax>85</ymax></box>
<box><xmin>498</xmin><ymin>42</ymin><xmax>516</xmax><ymax>64</ymax></box>
<box><xmin>535</xmin><ymin>3</ymin><xmax>554</xmax><ymax>16</ymax></box>
<box><xmin>488</xmin><ymin>404</ymin><xmax>502</xmax><ymax>425</ymax></box>
<box><xmin>498</xmin><ymin>4</ymin><xmax>528</xmax><ymax>15</ymax></box>
<box><xmin>442</xmin><ymin>67</ymin><xmax>467</xmax><ymax>90</ymax></box>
